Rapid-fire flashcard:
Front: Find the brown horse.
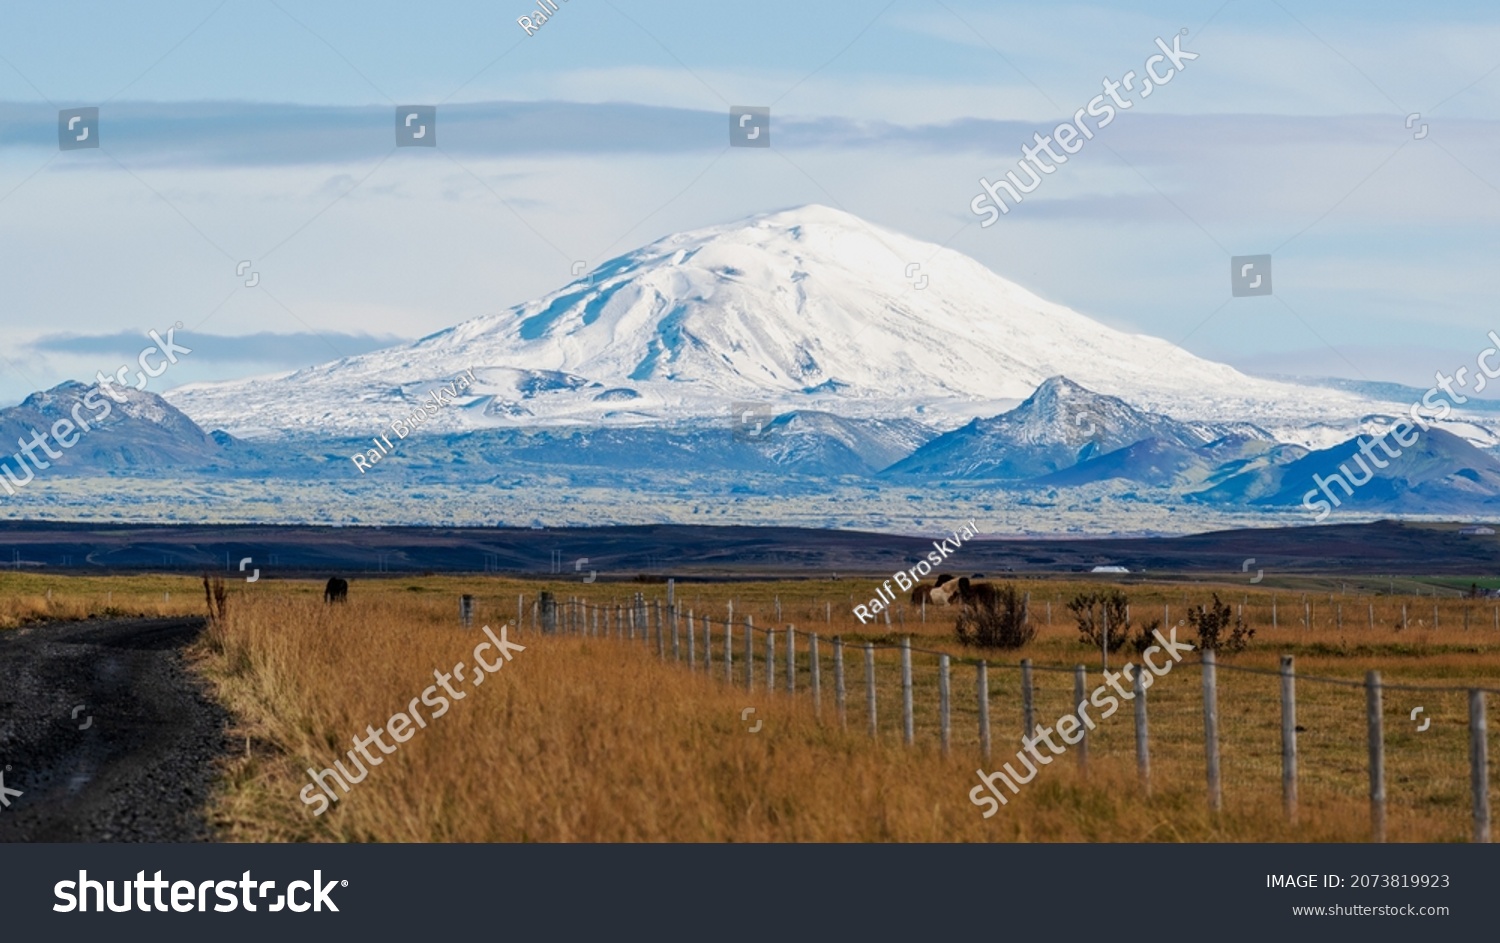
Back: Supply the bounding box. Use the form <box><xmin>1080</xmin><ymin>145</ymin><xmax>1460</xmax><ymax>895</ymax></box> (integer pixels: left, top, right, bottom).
<box><xmin>955</xmin><ymin>577</ymin><xmax>998</xmax><ymax>607</ymax></box>
<box><xmin>324</xmin><ymin>577</ymin><xmax>348</xmax><ymax>603</ymax></box>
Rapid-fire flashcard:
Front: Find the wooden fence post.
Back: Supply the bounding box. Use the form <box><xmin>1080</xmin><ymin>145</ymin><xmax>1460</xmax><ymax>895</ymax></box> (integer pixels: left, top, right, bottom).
<box><xmin>671</xmin><ymin>602</ymin><xmax>680</xmax><ymax>661</ymax></box>
<box><xmin>834</xmin><ymin>636</ymin><xmax>846</xmax><ymax>729</ymax></box>
<box><xmin>810</xmin><ymin>633</ymin><xmax>821</xmax><ymax>716</ymax></box>
<box><xmin>1202</xmin><ymin>649</ymin><xmax>1222</xmax><ymax>813</ymax></box>
<box><xmin>864</xmin><ymin>644</ymin><xmax>878</xmax><ymax>739</ymax></box>
<box><xmin>745</xmin><ymin>616</ymin><xmax>755</xmax><ymax>690</ymax></box>
<box><xmin>725</xmin><ymin>616</ymin><xmax>733</xmax><ymax>683</ymax></box>
<box><xmin>1367</xmin><ymin>670</ymin><xmax>1386</xmax><ymax>843</ymax></box>
<box><xmin>1471</xmin><ymin>689</ymin><xmax>1491</xmax><ymax>844</ymax></box>
<box><xmin>978</xmin><ymin>661</ymin><xmax>991</xmax><ymax>765</ymax></box>
<box><xmin>1073</xmin><ymin>665</ymin><xmax>1088</xmax><ymax>778</ymax></box>
<box><xmin>540</xmin><ymin>592</ymin><xmax>556</xmax><ymax>635</ymax></box>
<box><xmin>786</xmin><ymin>626</ymin><xmax>796</xmax><ymax>695</ymax></box>
<box><xmin>1281</xmin><ymin>654</ymin><xmax>1298</xmax><ymax>824</ymax></box>
<box><xmin>517</xmin><ymin>594</ymin><xmax>524</xmax><ymax>631</ymax></box>
<box><xmin>766</xmin><ymin>628</ymin><xmax>775</xmax><ymax>693</ymax></box>
<box><xmin>939</xmin><ymin>654</ymin><xmax>951</xmax><ymax>756</ymax></box>
<box><xmin>1021</xmin><ymin>658</ymin><xmax>1035</xmax><ymax>738</ymax></box>
<box><xmin>686</xmin><ymin>608</ymin><xmax>695</xmax><ymax>670</ymax></box>
<box><xmin>901</xmin><ymin>637</ymin><xmax>914</xmax><ymax>746</ymax></box>
<box><xmin>704</xmin><ymin>613</ymin><xmax>713</xmax><ymax>674</ymax></box>
<box><xmin>1133</xmin><ymin>666</ymin><xmax>1150</xmax><ymax>796</ymax></box>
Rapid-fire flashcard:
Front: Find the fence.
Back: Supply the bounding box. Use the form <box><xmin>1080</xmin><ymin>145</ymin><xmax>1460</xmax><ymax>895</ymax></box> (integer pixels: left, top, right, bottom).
<box><xmin>490</xmin><ymin>587</ymin><xmax>1495</xmax><ymax>842</ymax></box>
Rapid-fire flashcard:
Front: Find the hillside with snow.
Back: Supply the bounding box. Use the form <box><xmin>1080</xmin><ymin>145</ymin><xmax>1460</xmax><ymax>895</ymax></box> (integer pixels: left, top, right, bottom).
<box><xmin>166</xmin><ymin>205</ymin><xmax>1388</xmax><ymax>439</ymax></box>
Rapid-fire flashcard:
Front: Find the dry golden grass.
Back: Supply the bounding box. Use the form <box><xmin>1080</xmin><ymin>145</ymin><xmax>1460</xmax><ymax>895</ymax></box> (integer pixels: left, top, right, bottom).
<box><xmin>185</xmin><ymin>576</ymin><xmax>1500</xmax><ymax>842</ymax></box>
<box><xmin>0</xmin><ymin>572</ymin><xmax>217</xmax><ymax>628</ymax></box>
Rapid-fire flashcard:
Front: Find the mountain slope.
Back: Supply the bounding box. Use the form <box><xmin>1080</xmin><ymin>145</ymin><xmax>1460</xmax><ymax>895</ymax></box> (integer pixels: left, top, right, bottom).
<box><xmin>165</xmin><ymin>205</ymin><xmax>1381</xmax><ymax>438</ymax></box>
<box><xmin>881</xmin><ymin>377</ymin><xmax>1273</xmax><ymax>480</ymax></box>
<box><xmin>0</xmin><ymin>382</ymin><xmax>234</xmax><ymax>474</ymax></box>
<box><xmin>1195</xmin><ymin>427</ymin><xmax>1500</xmax><ymax>513</ymax></box>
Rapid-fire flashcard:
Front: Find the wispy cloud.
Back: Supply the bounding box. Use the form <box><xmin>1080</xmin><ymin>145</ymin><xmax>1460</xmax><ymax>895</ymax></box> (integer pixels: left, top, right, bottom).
<box><xmin>26</xmin><ymin>329</ymin><xmax>406</xmax><ymax>365</ymax></box>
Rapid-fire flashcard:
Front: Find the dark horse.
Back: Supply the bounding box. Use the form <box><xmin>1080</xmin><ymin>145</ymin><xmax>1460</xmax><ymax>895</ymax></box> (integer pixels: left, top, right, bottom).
<box><xmin>955</xmin><ymin>577</ymin><xmax>999</xmax><ymax>607</ymax></box>
<box><xmin>324</xmin><ymin>577</ymin><xmax>348</xmax><ymax>603</ymax></box>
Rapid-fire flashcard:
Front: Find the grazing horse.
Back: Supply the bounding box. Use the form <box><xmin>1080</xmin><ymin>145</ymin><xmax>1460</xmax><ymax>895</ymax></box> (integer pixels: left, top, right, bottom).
<box><xmin>927</xmin><ymin>574</ymin><xmax>961</xmax><ymax>605</ymax></box>
<box><xmin>955</xmin><ymin>577</ymin><xmax>999</xmax><ymax>607</ymax></box>
<box><xmin>324</xmin><ymin>577</ymin><xmax>348</xmax><ymax>603</ymax></box>
<box><xmin>910</xmin><ymin>584</ymin><xmax>935</xmax><ymax>605</ymax></box>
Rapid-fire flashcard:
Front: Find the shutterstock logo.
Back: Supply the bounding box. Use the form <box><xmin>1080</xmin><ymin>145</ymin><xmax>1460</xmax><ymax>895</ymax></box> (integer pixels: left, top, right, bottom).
<box><xmin>53</xmin><ymin>870</ymin><xmax>344</xmax><ymax>913</ymax></box>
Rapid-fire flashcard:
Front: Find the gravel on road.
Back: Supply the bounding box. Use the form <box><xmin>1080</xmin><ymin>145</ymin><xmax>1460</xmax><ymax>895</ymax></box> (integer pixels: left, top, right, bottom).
<box><xmin>0</xmin><ymin>616</ymin><xmax>229</xmax><ymax>842</ymax></box>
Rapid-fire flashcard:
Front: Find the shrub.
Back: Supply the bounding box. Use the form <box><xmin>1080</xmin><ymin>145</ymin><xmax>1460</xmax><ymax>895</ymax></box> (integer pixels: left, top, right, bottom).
<box><xmin>202</xmin><ymin>574</ymin><xmax>228</xmax><ymax>623</ymax></box>
<box><xmin>955</xmin><ymin>583</ymin><xmax>1035</xmax><ymax>649</ymax></box>
<box><xmin>1129</xmin><ymin>618</ymin><xmax>1163</xmax><ymax>654</ymax></box>
<box><xmin>1067</xmin><ymin>589</ymin><xmax>1135</xmax><ymax>652</ymax></box>
<box><xmin>1187</xmin><ymin>593</ymin><xmax>1255</xmax><ymax>654</ymax></box>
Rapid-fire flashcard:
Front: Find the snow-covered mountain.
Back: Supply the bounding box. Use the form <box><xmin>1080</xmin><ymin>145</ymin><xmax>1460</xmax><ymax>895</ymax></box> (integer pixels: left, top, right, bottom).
<box><xmin>166</xmin><ymin>205</ymin><xmax>1387</xmax><ymax>438</ymax></box>
<box><xmin>882</xmin><ymin>376</ymin><xmax>1275</xmax><ymax>479</ymax></box>
<box><xmin>0</xmin><ymin>382</ymin><xmax>235</xmax><ymax>472</ymax></box>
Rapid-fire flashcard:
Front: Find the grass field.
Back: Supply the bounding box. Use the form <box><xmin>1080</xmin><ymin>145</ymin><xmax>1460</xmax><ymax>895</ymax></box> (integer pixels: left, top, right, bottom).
<box><xmin>4</xmin><ymin>572</ymin><xmax>1496</xmax><ymax>841</ymax></box>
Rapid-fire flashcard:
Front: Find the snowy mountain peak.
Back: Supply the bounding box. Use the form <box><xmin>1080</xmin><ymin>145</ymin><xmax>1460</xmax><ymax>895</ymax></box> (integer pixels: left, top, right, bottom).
<box><xmin>167</xmin><ymin>206</ymin><xmax>1379</xmax><ymax>438</ymax></box>
<box><xmin>887</xmin><ymin>377</ymin><xmax>1276</xmax><ymax>480</ymax></box>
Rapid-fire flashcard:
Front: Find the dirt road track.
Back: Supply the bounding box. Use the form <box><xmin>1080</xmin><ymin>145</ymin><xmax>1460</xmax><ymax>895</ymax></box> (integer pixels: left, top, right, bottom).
<box><xmin>0</xmin><ymin>617</ymin><xmax>229</xmax><ymax>842</ymax></box>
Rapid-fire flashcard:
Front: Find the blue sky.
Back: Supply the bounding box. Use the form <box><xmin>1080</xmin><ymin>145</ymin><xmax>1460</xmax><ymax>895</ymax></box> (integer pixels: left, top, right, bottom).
<box><xmin>1</xmin><ymin>0</ymin><xmax>1498</xmax><ymax>403</ymax></box>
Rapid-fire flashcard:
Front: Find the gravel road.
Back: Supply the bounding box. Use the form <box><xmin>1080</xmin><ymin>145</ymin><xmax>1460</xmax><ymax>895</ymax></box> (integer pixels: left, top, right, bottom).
<box><xmin>0</xmin><ymin>617</ymin><xmax>229</xmax><ymax>842</ymax></box>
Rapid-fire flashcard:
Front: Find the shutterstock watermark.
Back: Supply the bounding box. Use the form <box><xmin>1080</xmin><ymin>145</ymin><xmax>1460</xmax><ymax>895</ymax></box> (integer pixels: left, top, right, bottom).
<box><xmin>1302</xmin><ymin>330</ymin><xmax>1500</xmax><ymax>522</ymax></box>
<box><xmin>54</xmin><ymin>870</ymin><xmax>342</xmax><ymax>913</ymax></box>
<box><xmin>298</xmin><ymin>623</ymin><xmax>524</xmax><ymax>815</ymax></box>
<box><xmin>0</xmin><ymin>325</ymin><xmax>191</xmax><ymax>498</ymax></box>
<box><xmin>968</xmin><ymin>625</ymin><xmax>1195</xmax><ymax>816</ymax></box>
<box><xmin>93</xmin><ymin>324</ymin><xmax>193</xmax><ymax>397</ymax></box>
<box><xmin>970</xmin><ymin>32</ymin><xmax>1198</xmax><ymax>225</ymax></box>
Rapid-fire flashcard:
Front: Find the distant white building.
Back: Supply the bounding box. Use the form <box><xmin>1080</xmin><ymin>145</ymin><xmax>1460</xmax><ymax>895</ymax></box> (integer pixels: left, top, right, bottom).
<box><xmin>1459</xmin><ymin>526</ymin><xmax>1496</xmax><ymax>535</ymax></box>
<box><xmin>1091</xmin><ymin>565</ymin><xmax>1130</xmax><ymax>573</ymax></box>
